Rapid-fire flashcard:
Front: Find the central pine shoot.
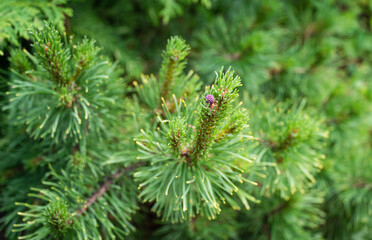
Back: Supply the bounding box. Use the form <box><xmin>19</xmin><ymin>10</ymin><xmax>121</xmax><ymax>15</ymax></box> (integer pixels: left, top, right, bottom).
<box><xmin>135</xmin><ymin>67</ymin><xmax>258</xmax><ymax>223</ymax></box>
<box><xmin>190</xmin><ymin>70</ymin><xmax>242</xmax><ymax>162</ymax></box>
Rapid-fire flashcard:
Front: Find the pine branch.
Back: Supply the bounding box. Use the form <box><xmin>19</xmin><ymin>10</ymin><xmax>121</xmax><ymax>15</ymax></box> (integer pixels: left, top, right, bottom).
<box><xmin>159</xmin><ymin>37</ymin><xmax>190</xmax><ymax>102</ymax></box>
<box><xmin>76</xmin><ymin>161</ymin><xmax>145</xmax><ymax>215</ymax></box>
<box><xmin>6</xmin><ymin>22</ymin><xmax>124</xmax><ymax>145</ymax></box>
<box><xmin>0</xmin><ymin>0</ymin><xmax>71</xmax><ymax>50</ymax></box>
<box><xmin>266</xmin><ymin>201</ymin><xmax>290</xmax><ymax>217</ymax></box>
<box><xmin>160</xmin><ymin>56</ymin><xmax>177</xmax><ymax>101</ymax></box>
<box><xmin>352</xmin><ymin>181</ymin><xmax>372</xmax><ymax>189</ymax></box>
<box><xmin>261</xmin><ymin>200</ymin><xmax>290</xmax><ymax>240</ymax></box>
<box><xmin>135</xmin><ymin>67</ymin><xmax>258</xmax><ymax>223</ymax></box>
<box><xmin>262</xmin><ymin>222</ymin><xmax>271</xmax><ymax>240</ymax></box>
<box><xmin>190</xmin><ymin>69</ymin><xmax>241</xmax><ymax>162</ymax></box>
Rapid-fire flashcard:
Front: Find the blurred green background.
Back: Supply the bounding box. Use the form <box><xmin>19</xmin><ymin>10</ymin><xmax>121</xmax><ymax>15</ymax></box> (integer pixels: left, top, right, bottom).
<box><xmin>1</xmin><ymin>0</ymin><xmax>372</xmax><ymax>239</ymax></box>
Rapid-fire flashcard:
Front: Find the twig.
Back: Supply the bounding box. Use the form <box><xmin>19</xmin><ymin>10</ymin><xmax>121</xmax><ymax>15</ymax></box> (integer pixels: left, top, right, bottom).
<box><xmin>267</xmin><ymin>201</ymin><xmax>289</xmax><ymax>218</ymax></box>
<box><xmin>76</xmin><ymin>162</ymin><xmax>145</xmax><ymax>215</ymax></box>
<box><xmin>261</xmin><ymin>201</ymin><xmax>290</xmax><ymax>240</ymax></box>
<box><xmin>262</xmin><ymin>222</ymin><xmax>271</xmax><ymax>240</ymax></box>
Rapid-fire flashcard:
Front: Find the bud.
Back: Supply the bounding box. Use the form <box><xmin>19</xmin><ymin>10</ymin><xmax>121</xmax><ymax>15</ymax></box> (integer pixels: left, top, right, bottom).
<box><xmin>205</xmin><ymin>94</ymin><xmax>215</xmax><ymax>104</ymax></box>
<box><xmin>43</xmin><ymin>200</ymin><xmax>74</xmax><ymax>234</ymax></box>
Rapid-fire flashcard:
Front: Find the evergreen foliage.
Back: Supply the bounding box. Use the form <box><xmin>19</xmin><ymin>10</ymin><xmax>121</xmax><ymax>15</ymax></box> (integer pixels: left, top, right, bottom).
<box><xmin>0</xmin><ymin>0</ymin><xmax>71</xmax><ymax>53</ymax></box>
<box><xmin>1</xmin><ymin>0</ymin><xmax>372</xmax><ymax>240</ymax></box>
<box><xmin>5</xmin><ymin>22</ymin><xmax>123</xmax><ymax>147</ymax></box>
<box><xmin>134</xmin><ymin>69</ymin><xmax>258</xmax><ymax>223</ymax></box>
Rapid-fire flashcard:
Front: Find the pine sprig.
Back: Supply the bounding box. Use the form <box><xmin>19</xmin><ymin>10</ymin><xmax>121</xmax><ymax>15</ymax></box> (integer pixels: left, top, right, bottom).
<box><xmin>168</xmin><ymin>116</ymin><xmax>188</xmax><ymax>157</ymax></box>
<box><xmin>0</xmin><ymin>0</ymin><xmax>72</xmax><ymax>52</ymax></box>
<box><xmin>191</xmin><ymin>69</ymin><xmax>242</xmax><ymax>161</ymax></box>
<box><xmin>4</xmin><ymin>22</ymin><xmax>124</xmax><ymax>146</ymax></box>
<box><xmin>30</xmin><ymin>23</ymin><xmax>71</xmax><ymax>86</ymax></box>
<box><xmin>159</xmin><ymin>36</ymin><xmax>190</xmax><ymax>101</ymax></box>
<box><xmin>12</xmin><ymin>153</ymin><xmax>140</xmax><ymax>240</ymax></box>
<box><xmin>247</xmin><ymin>98</ymin><xmax>327</xmax><ymax>199</ymax></box>
<box><xmin>215</xmin><ymin>106</ymin><xmax>248</xmax><ymax>143</ymax></box>
<box><xmin>135</xmin><ymin>36</ymin><xmax>200</xmax><ymax>111</ymax></box>
<box><xmin>1</xmin><ymin>1</ymin><xmax>372</xmax><ymax>240</ymax></box>
<box><xmin>134</xmin><ymin>68</ymin><xmax>259</xmax><ymax>223</ymax></box>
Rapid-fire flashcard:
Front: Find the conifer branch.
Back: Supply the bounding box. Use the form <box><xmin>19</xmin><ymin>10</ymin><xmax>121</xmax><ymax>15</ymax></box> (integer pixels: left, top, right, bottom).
<box><xmin>76</xmin><ymin>162</ymin><xmax>144</xmax><ymax>215</ymax></box>
<box><xmin>261</xmin><ymin>200</ymin><xmax>290</xmax><ymax>239</ymax></box>
<box><xmin>159</xmin><ymin>37</ymin><xmax>190</xmax><ymax>102</ymax></box>
<box><xmin>167</xmin><ymin>117</ymin><xmax>187</xmax><ymax>157</ymax></box>
<box><xmin>2</xmin><ymin>2</ymin><xmax>372</xmax><ymax>239</ymax></box>
<box><xmin>266</xmin><ymin>201</ymin><xmax>290</xmax><ymax>217</ymax></box>
<box><xmin>190</xmin><ymin>69</ymin><xmax>241</xmax><ymax>162</ymax></box>
<box><xmin>190</xmin><ymin>98</ymin><xmax>221</xmax><ymax>161</ymax></box>
<box><xmin>160</xmin><ymin>56</ymin><xmax>177</xmax><ymax>101</ymax></box>
<box><xmin>262</xmin><ymin>223</ymin><xmax>271</xmax><ymax>240</ymax></box>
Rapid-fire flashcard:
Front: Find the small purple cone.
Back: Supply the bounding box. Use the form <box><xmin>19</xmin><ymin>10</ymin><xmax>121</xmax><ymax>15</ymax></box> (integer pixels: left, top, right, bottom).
<box><xmin>205</xmin><ymin>94</ymin><xmax>215</xmax><ymax>104</ymax></box>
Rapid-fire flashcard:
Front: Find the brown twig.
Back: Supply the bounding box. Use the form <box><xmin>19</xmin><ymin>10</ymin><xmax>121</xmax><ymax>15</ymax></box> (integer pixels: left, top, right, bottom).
<box><xmin>261</xmin><ymin>201</ymin><xmax>290</xmax><ymax>240</ymax></box>
<box><xmin>353</xmin><ymin>180</ymin><xmax>372</xmax><ymax>189</ymax></box>
<box><xmin>76</xmin><ymin>162</ymin><xmax>145</xmax><ymax>215</ymax></box>
<box><xmin>267</xmin><ymin>201</ymin><xmax>289</xmax><ymax>216</ymax></box>
<box><xmin>262</xmin><ymin>222</ymin><xmax>271</xmax><ymax>240</ymax></box>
